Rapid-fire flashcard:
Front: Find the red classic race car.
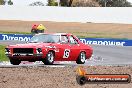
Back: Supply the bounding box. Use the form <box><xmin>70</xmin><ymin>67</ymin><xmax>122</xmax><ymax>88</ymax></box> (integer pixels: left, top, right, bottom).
<box><xmin>5</xmin><ymin>33</ymin><xmax>93</xmax><ymax>65</ymax></box>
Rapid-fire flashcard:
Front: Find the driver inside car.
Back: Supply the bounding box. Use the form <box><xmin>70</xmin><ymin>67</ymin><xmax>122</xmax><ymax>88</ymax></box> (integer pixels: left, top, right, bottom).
<box><xmin>61</xmin><ymin>36</ymin><xmax>68</xmax><ymax>43</ymax></box>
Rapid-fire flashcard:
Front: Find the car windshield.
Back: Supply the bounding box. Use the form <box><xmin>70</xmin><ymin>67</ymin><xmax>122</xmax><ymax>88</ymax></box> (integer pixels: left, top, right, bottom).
<box><xmin>28</xmin><ymin>34</ymin><xmax>60</xmax><ymax>43</ymax></box>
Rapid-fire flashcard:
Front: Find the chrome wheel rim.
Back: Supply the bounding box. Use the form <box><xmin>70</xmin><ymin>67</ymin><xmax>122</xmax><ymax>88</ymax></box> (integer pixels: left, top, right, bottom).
<box><xmin>47</xmin><ymin>52</ymin><xmax>54</xmax><ymax>62</ymax></box>
<box><xmin>80</xmin><ymin>53</ymin><xmax>85</xmax><ymax>62</ymax></box>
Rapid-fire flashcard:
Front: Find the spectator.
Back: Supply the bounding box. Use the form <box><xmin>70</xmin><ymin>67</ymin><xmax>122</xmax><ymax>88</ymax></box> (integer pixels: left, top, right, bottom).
<box><xmin>31</xmin><ymin>24</ymin><xmax>39</xmax><ymax>34</ymax></box>
<box><xmin>37</xmin><ymin>24</ymin><xmax>46</xmax><ymax>33</ymax></box>
<box><xmin>31</xmin><ymin>24</ymin><xmax>47</xmax><ymax>34</ymax></box>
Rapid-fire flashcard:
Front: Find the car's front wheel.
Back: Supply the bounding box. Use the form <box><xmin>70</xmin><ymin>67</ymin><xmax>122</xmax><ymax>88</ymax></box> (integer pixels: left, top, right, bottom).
<box><xmin>10</xmin><ymin>59</ymin><xmax>21</xmax><ymax>65</ymax></box>
<box><xmin>76</xmin><ymin>52</ymin><xmax>86</xmax><ymax>64</ymax></box>
<box><xmin>42</xmin><ymin>51</ymin><xmax>54</xmax><ymax>65</ymax></box>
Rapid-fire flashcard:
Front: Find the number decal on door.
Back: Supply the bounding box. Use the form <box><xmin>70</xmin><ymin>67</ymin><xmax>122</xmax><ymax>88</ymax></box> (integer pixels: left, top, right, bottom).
<box><xmin>63</xmin><ymin>49</ymin><xmax>70</xmax><ymax>58</ymax></box>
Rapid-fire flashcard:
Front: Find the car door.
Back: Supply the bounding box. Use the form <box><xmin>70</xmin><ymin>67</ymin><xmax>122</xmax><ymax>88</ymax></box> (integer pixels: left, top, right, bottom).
<box><xmin>68</xmin><ymin>35</ymin><xmax>80</xmax><ymax>61</ymax></box>
<box><xmin>58</xmin><ymin>35</ymin><xmax>71</xmax><ymax>61</ymax></box>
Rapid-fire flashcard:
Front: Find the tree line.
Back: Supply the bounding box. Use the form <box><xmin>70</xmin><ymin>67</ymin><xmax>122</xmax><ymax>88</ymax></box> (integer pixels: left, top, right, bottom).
<box><xmin>0</xmin><ymin>0</ymin><xmax>131</xmax><ymax>7</ymax></box>
<box><xmin>0</xmin><ymin>0</ymin><xmax>13</xmax><ymax>5</ymax></box>
<box><xmin>48</xmin><ymin>0</ymin><xmax>132</xmax><ymax>7</ymax></box>
<box><xmin>96</xmin><ymin>0</ymin><xmax>132</xmax><ymax>7</ymax></box>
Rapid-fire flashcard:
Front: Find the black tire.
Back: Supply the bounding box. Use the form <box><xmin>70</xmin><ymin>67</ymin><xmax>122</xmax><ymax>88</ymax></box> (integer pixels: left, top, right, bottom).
<box><xmin>10</xmin><ymin>59</ymin><xmax>21</xmax><ymax>65</ymax></box>
<box><xmin>76</xmin><ymin>52</ymin><xmax>86</xmax><ymax>64</ymax></box>
<box><xmin>42</xmin><ymin>51</ymin><xmax>54</xmax><ymax>65</ymax></box>
<box><xmin>76</xmin><ymin>75</ymin><xmax>87</xmax><ymax>85</ymax></box>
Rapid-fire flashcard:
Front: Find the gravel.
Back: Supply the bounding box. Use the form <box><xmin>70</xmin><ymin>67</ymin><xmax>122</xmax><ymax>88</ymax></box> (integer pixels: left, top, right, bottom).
<box><xmin>0</xmin><ymin>66</ymin><xmax>132</xmax><ymax>88</ymax></box>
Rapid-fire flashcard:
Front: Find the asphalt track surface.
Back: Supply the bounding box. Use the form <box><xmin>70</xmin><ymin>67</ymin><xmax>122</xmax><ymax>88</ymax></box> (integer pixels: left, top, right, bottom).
<box><xmin>0</xmin><ymin>40</ymin><xmax>132</xmax><ymax>67</ymax></box>
<box><xmin>87</xmin><ymin>45</ymin><xmax>132</xmax><ymax>66</ymax></box>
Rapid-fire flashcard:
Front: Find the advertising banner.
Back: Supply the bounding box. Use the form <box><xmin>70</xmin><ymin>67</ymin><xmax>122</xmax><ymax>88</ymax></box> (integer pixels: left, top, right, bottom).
<box><xmin>0</xmin><ymin>33</ymin><xmax>132</xmax><ymax>46</ymax></box>
<box><xmin>0</xmin><ymin>33</ymin><xmax>32</xmax><ymax>41</ymax></box>
<box><xmin>80</xmin><ymin>38</ymin><xmax>132</xmax><ymax>46</ymax></box>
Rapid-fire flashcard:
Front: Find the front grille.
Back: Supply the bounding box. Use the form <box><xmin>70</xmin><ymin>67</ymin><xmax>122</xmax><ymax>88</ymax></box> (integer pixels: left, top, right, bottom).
<box><xmin>13</xmin><ymin>48</ymin><xmax>33</xmax><ymax>54</ymax></box>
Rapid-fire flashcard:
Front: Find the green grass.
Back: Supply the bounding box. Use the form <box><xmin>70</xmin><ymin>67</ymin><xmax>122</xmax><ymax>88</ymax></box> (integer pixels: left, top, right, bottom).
<box><xmin>72</xmin><ymin>32</ymin><xmax>129</xmax><ymax>39</ymax></box>
<box><xmin>0</xmin><ymin>31</ymin><xmax>30</xmax><ymax>34</ymax></box>
<box><xmin>0</xmin><ymin>31</ymin><xmax>130</xmax><ymax>39</ymax></box>
<box><xmin>0</xmin><ymin>45</ymin><xmax>9</xmax><ymax>61</ymax></box>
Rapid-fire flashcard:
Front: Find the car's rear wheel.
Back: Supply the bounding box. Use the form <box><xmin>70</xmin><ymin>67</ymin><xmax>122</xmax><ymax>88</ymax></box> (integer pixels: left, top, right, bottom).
<box><xmin>10</xmin><ymin>59</ymin><xmax>21</xmax><ymax>65</ymax></box>
<box><xmin>76</xmin><ymin>52</ymin><xmax>86</xmax><ymax>64</ymax></box>
<box><xmin>42</xmin><ymin>51</ymin><xmax>54</xmax><ymax>65</ymax></box>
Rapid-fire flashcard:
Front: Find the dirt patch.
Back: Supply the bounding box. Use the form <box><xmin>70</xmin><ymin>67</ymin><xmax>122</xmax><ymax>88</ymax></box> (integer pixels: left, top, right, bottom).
<box><xmin>0</xmin><ymin>20</ymin><xmax>132</xmax><ymax>39</ymax></box>
<box><xmin>0</xmin><ymin>66</ymin><xmax>132</xmax><ymax>88</ymax></box>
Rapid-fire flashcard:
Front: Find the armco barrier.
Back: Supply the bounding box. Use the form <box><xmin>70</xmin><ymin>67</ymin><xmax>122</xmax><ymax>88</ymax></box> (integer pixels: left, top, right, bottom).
<box><xmin>0</xmin><ymin>33</ymin><xmax>132</xmax><ymax>46</ymax></box>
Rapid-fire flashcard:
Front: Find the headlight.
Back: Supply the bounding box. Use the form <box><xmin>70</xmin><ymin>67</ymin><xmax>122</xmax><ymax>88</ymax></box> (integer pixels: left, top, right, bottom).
<box><xmin>5</xmin><ymin>48</ymin><xmax>10</xmax><ymax>53</ymax></box>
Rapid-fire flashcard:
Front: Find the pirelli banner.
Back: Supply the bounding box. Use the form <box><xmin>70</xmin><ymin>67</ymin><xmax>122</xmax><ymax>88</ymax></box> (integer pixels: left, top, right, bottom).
<box><xmin>0</xmin><ymin>33</ymin><xmax>132</xmax><ymax>46</ymax></box>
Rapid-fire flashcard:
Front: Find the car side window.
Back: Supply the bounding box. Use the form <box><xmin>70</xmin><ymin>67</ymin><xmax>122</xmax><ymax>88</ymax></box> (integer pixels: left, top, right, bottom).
<box><xmin>61</xmin><ymin>35</ymin><xmax>68</xmax><ymax>44</ymax></box>
<box><xmin>69</xmin><ymin>36</ymin><xmax>78</xmax><ymax>44</ymax></box>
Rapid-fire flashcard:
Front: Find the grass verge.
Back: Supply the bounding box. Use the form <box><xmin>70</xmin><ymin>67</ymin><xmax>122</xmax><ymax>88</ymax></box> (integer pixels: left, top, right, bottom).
<box><xmin>0</xmin><ymin>31</ymin><xmax>130</xmax><ymax>39</ymax></box>
<box><xmin>0</xmin><ymin>45</ymin><xmax>8</xmax><ymax>61</ymax></box>
<box><xmin>0</xmin><ymin>31</ymin><xmax>30</xmax><ymax>34</ymax></box>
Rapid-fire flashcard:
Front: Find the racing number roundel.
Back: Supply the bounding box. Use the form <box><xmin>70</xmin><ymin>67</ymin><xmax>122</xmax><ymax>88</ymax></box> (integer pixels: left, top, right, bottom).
<box><xmin>63</xmin><ymin>49</ymin><xmax>70</xmax><ymax>58</ymax></box>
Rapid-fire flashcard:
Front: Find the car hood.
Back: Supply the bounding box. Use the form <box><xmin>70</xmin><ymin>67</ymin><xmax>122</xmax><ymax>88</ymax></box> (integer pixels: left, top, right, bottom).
<box><xmin>8</xmin><ymin>43</ymin><xmax>57</xmax><ymax>48</ymax></box>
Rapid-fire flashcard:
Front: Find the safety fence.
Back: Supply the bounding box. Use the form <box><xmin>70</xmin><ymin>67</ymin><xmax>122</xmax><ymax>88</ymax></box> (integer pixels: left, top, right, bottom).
<box><xmin>0</xmin><ymin>33</ymin><xmax>132</xmax><ymax>46</ymax></box>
